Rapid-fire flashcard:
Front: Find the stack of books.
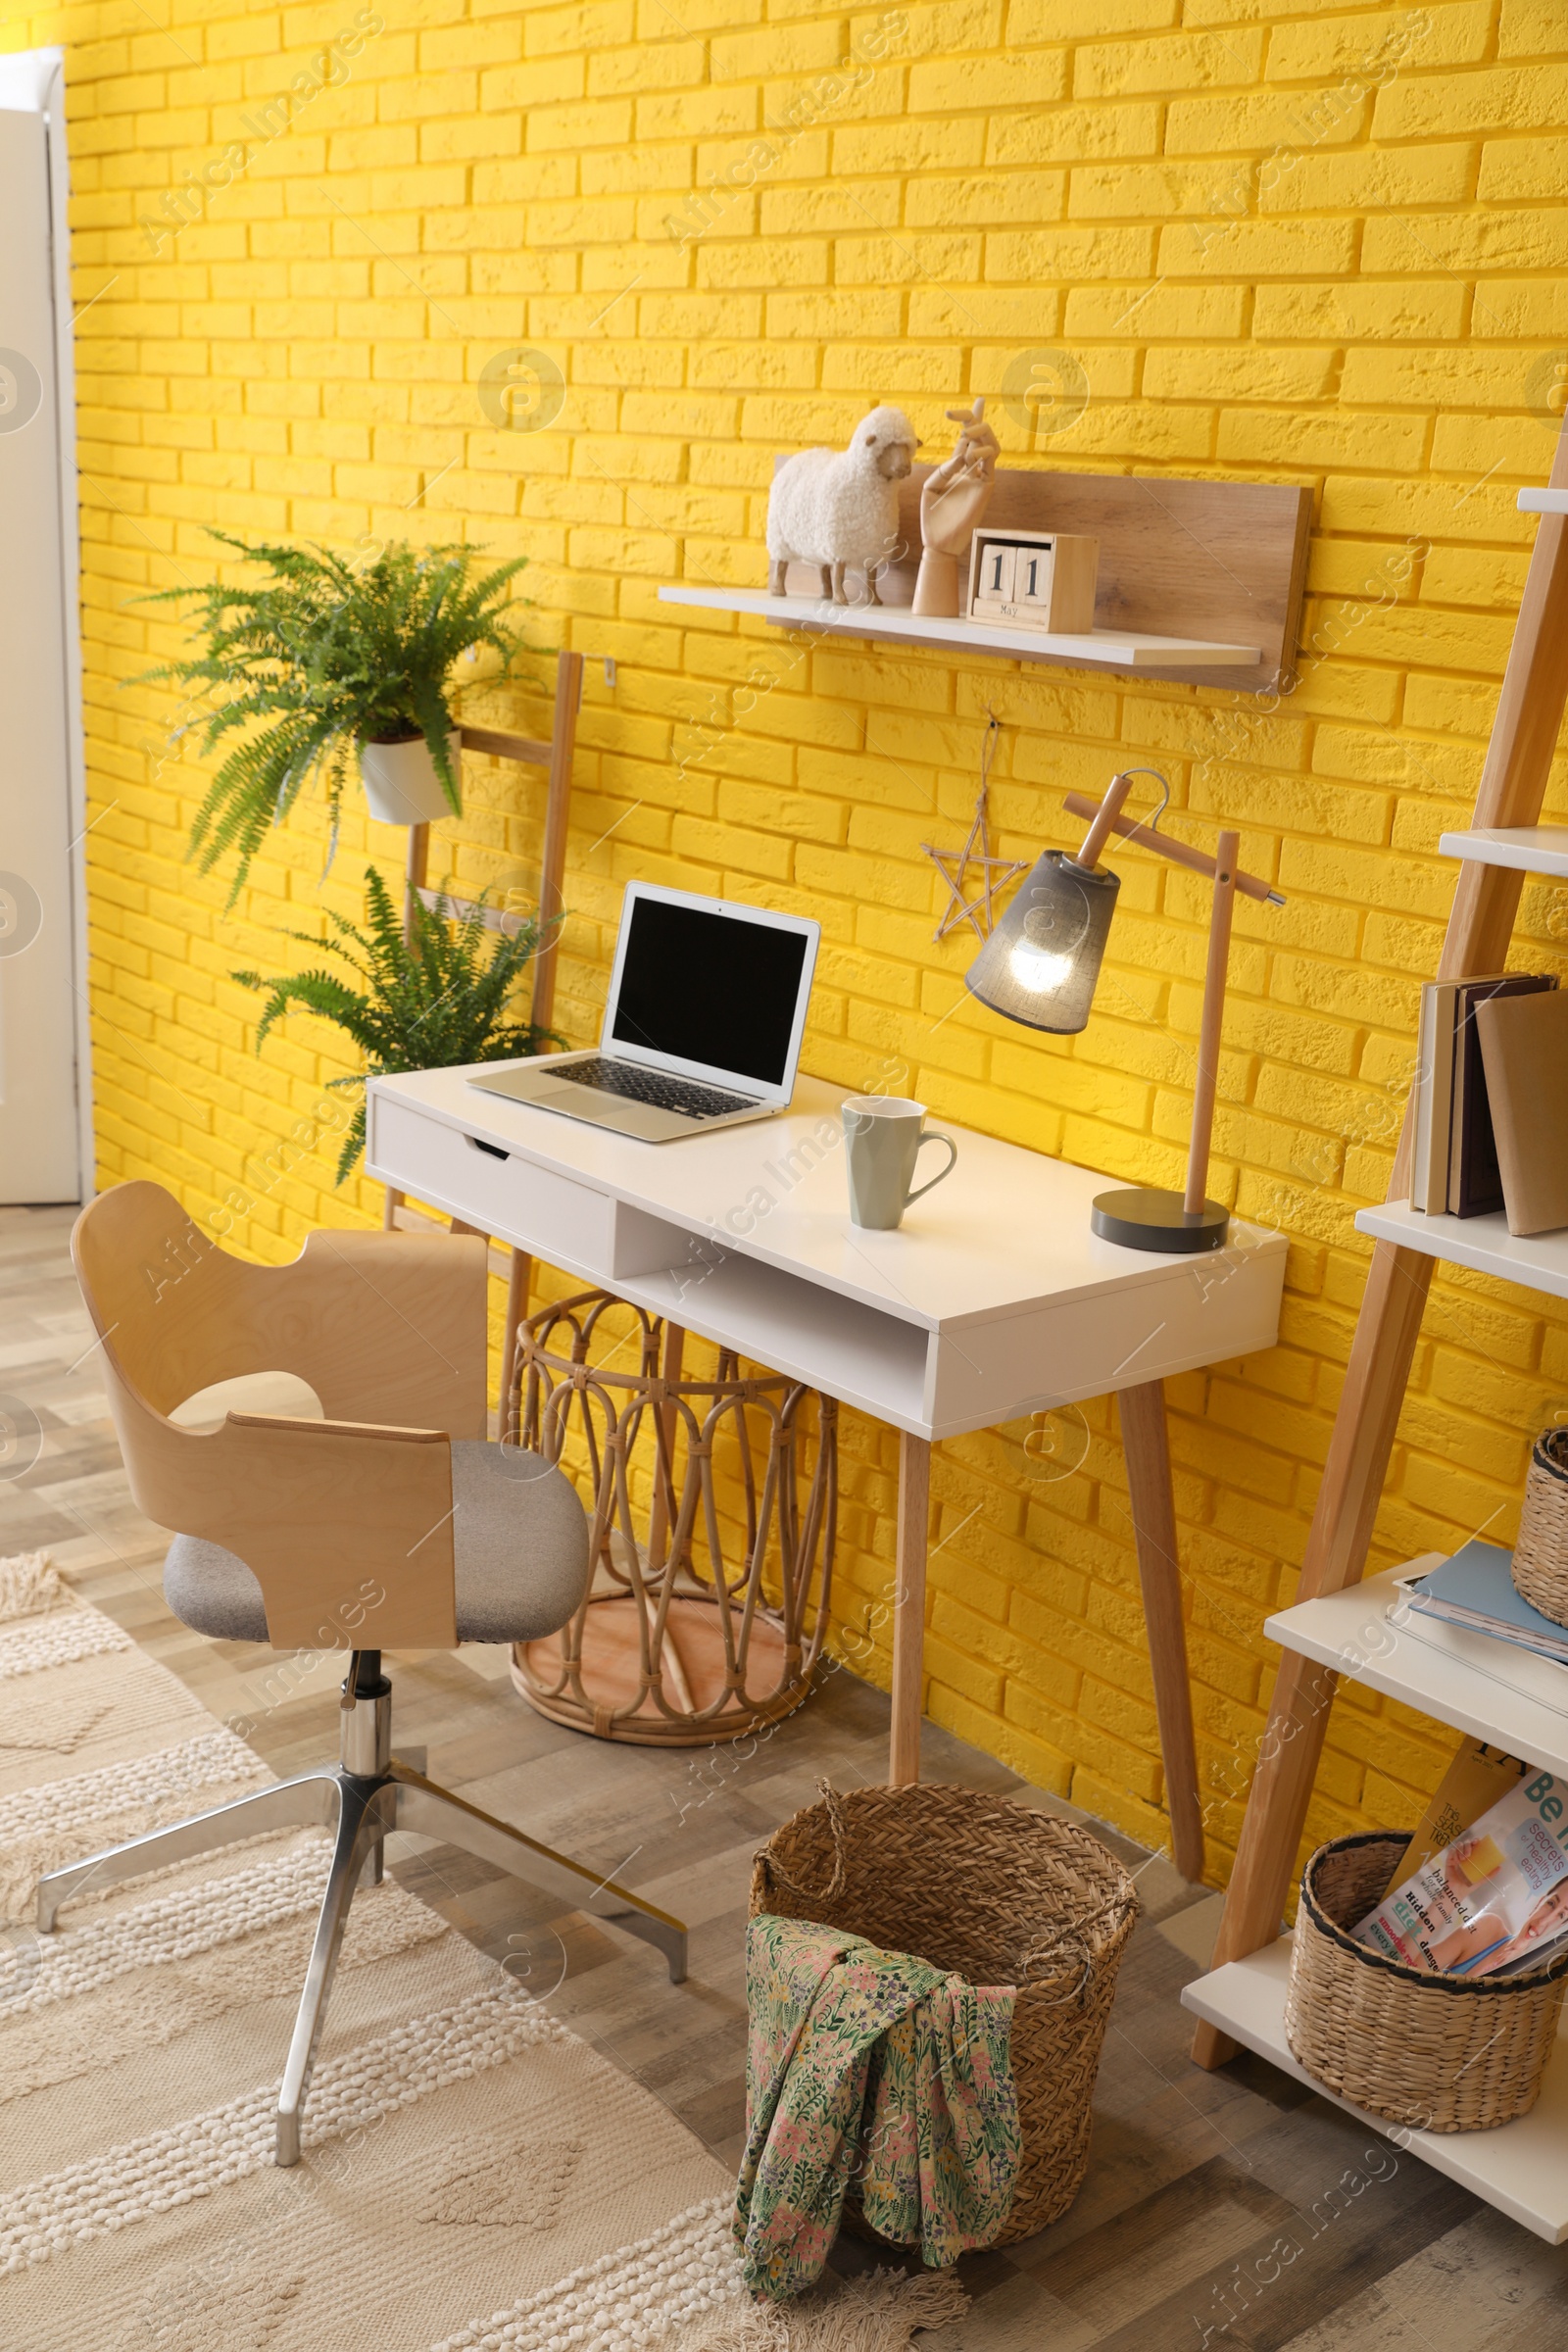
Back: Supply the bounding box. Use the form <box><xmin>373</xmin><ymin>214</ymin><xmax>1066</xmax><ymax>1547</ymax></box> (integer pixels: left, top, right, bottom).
<box><xmin>1410</xmin><ymin>971</ymin><xmax>1568</xmax><ymax>1228</ymax></box>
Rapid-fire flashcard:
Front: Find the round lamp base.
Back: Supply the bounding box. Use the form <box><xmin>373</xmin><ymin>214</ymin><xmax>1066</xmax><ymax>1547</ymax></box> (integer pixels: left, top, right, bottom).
<box><xmin>1091</xmin><ymin>1187</ymin><xmax>1229</xmax><ymax>1253</ymax></box>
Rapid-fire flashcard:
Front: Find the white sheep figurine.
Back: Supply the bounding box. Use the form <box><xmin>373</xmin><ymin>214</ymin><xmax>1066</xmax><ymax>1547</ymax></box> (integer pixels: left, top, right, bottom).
<box><xmin>766</xmin><ymin>405</ymin><xmax>919</xmax><ymax>606</ymax></box>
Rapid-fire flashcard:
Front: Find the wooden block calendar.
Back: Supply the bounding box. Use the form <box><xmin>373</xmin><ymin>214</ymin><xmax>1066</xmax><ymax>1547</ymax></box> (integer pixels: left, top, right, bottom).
<box><xmin>967</xmin><ymin>527</ymin><xmax>1099</xmax><ymax>633</ymax></box>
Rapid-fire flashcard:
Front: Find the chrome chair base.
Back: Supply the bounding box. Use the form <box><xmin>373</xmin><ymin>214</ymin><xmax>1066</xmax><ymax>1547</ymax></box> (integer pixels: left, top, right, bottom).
<box><xmin>34</xmin><ymin>1659</ymin><xmax>688</xmax><ymax>2168</ymax></box>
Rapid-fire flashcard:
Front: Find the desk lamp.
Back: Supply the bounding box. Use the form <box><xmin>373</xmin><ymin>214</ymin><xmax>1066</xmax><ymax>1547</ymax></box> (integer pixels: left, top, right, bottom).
<box><xmin>964</xmin><ymin>770</ymin><xmax>1285</xmax><ymax>1253</ymax></box>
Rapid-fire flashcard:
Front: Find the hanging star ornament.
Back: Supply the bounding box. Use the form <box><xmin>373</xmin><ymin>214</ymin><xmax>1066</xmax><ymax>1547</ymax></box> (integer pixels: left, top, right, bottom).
<box><xmin>923</xmin><ymin>813</ymin><xmax>1028</xmax><ymax>944</ymax></box>
<box><xmin>921</xmin><ymin>714</ymin><xmax>1029</xmax><ymax>944</ymax></box>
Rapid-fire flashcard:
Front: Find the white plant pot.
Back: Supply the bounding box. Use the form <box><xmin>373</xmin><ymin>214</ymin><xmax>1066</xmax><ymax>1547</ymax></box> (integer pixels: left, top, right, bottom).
<box><xmin>359</xmin><ymin>733</ymin><xmax>460</xmax><ymax>826</ymax></box>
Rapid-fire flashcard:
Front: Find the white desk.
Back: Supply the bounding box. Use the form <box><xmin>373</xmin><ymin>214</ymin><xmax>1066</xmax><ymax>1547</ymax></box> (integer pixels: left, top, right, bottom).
<box><xmin>367</xmin><ymin>1068</ymin><xmax>1287</xmax><ymax>1875</ymax></box>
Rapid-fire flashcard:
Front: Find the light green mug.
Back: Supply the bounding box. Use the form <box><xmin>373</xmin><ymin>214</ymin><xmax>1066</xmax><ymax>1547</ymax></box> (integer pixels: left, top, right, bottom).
<box><xmin>843</xmin><ymin>1096</ymin><xmax>958</xmax><ymax>1231</ymax></box>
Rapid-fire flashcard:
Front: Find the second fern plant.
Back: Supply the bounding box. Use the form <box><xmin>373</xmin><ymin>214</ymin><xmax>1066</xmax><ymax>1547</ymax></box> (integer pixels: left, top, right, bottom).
<box><xmin>234</xmin><ymin>867</ymin><xmax>562</xmax><ymax>1181</ymax></box>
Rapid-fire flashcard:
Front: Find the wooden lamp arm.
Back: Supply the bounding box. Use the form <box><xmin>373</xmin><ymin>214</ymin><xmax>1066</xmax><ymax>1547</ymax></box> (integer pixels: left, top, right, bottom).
<box><xmin>1186</xmin><ymin>829</ymin><xmax>1240</xmax><ymax>1214</ymax></box>
<box><xmin>1062</xmin><ymin>791</ymin><xmax>1284</xmax><ymax>906</ymax></box>
<box><xmin>1066</xmin><ymin>772</ymin><xmax>1134</xmax><ymax>869</ymax></box>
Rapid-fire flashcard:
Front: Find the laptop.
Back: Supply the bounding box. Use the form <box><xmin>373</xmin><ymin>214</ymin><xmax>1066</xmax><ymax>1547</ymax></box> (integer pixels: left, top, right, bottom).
<box><xmin>467</xmin><ymin>883</ymin><xmax>821</xmax><ymax>1143</ymax></box>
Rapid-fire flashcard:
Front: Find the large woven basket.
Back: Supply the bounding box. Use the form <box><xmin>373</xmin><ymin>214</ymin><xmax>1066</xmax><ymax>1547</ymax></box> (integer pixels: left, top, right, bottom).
<box><xmin>1512</xmin><ymin>1426</ymin><xmax>1568</xmax><ymax>1626</ymax></box>
<box><xmin>1285</xmin><ymin>1831</ymin><xmax>1568</xmax><ymax>2133</ymax></box>
<box><xmin>749</xmin><ymin>1783</ymin><xmax>1138</xmax><ymax>2245</ymax></box>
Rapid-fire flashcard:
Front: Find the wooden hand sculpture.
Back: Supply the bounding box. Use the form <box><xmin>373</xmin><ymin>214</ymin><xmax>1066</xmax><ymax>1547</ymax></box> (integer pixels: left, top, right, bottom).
<box><xmin>912</xmin><ymin>398</ymin><xmax>1002</xmax><ymax>617</ymax></box>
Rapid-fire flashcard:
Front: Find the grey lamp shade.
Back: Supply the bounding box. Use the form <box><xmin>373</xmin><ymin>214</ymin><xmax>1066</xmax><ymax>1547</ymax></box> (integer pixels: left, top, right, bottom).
<box><xmin>964</xmin><ymin>850</ymin><xmax>1120</xmax><ymax>1033</ymax></box>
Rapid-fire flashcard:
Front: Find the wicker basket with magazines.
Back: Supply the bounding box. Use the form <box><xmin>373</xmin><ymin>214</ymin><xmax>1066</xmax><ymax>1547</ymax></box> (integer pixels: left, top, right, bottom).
<box><xmin>1512</xmin><ymin>1425</ymin><xmax>1568</xmax><ymax>1627</ymax></box>
<box><xmin>1285</xmin><ymin>1831</ymin><xmax>1568</xmax><ymax>2133</ymax></box>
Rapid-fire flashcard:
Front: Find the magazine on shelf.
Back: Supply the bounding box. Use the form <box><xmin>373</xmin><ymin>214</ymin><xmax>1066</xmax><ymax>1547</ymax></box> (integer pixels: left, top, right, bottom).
<box><xmin>1401</xmin><ymin>1735</ymin><xmax>1526</xmax><ymax>1883</ymax></box>
<box><xmin>1352</xmin><ymin>1766</ymin><xmax>1568</xmax><ymax>1976</ymax></box>
<box><xmin>1396</xmin><ymin>1539</ymin><xmax>1568</xmax><ymax>1669</ymax></box>
<box><xmin>1489</xmin><ymin>1877</ymin><xmax>1568</xmax><ymax>1976</ymax></box>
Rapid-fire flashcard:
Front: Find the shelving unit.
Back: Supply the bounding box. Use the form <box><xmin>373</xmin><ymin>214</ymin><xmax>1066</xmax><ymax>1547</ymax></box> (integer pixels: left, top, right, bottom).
<box><xmin>657</xmin><ymin>583</ymin><xmax>1260</xmax><ymax>674</ymax></box>
<box><xmin>1185</xmin><ymin>423</ymin><xmax>1568</xmax><ymax>2241</ymax></box>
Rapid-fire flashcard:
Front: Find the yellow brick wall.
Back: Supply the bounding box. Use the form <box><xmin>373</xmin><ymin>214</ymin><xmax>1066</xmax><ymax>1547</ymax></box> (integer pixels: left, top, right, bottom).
<box><xmin>13</xmin><ymin>0</ymin><xmax>1568</xmax><ymax>1880</ymax></box>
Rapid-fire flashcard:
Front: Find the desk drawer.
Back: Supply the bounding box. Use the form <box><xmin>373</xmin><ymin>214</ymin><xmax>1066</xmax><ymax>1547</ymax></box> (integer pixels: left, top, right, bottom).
<box><xmin>367</xmin><ymin>1093</ymin><xmax>612</xmax><ymax>1271</ymax></box>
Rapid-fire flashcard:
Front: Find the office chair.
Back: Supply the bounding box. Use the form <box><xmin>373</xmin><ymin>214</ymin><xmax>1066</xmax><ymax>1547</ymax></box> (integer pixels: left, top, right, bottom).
<box><xmin>39</xmin><ymin>1180</ymin><xmax>685</xmax><ymax>2166</ymax></box>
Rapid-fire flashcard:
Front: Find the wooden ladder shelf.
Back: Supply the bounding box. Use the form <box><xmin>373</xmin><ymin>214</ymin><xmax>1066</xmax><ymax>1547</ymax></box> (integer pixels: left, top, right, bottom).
<box><xmin>1179</xmin><ymin>416</ymin><xmax>1568</xmax><ymax>2240</ymax></box>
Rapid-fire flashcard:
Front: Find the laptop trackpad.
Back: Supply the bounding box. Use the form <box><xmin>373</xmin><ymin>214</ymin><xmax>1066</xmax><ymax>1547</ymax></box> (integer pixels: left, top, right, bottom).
<box><xmin>531</xmin><ymin>1082</ymin><xmax>682</xmax><ymax>1141</ymax></box>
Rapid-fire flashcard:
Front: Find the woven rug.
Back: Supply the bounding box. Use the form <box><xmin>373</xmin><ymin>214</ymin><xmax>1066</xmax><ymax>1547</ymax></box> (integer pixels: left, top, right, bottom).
<box><xmin>0</xmin><ymin>1555</ymin><xmax>964</xmax><ymax>2352</ymax></box>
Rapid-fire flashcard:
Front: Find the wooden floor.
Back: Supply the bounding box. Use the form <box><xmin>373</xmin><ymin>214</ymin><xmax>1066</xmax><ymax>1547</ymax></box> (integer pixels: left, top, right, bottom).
<box><xmin>6</xmin><ymin>1198</ymin><xmax>1568</xmax><ymax>2346</ymax></box>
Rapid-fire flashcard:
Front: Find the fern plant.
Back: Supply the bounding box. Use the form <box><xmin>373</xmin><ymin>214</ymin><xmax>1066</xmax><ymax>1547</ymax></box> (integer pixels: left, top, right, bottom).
<box><xmin>138</xmin><ymin>533</ymin><xmax>530</xmax><ymax>903</ymax></box>
<box><xmin>233</xmin><ymin>866</ymin><xmax>564</xmax><ymax>1182</ymax></box>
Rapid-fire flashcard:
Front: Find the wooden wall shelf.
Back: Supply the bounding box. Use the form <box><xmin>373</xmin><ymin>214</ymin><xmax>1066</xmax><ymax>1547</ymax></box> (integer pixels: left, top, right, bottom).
<box><xmin>658</xmin><ymin>585</ymin><xmax>1259</xmax><ymax>673</ymax></box>
<box><xmin>661</xmin><ymin>465</ymin><xmax>1312</xmax><ymax>696</ymax></box>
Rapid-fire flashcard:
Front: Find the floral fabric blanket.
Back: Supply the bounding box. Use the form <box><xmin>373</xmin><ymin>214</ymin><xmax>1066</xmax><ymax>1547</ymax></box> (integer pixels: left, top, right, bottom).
<box><xmin>734</xmin><ymin>1911</ymin><xmax>1019</xmax><ymax>2301</ymax></box>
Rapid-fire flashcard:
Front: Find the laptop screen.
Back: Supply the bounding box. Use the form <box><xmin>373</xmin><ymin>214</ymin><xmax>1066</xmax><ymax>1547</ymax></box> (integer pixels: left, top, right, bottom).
<box><xmin>610</xmin><ymin>897</ymin><xmax>810</xmax><ymax>1087</ymax></box>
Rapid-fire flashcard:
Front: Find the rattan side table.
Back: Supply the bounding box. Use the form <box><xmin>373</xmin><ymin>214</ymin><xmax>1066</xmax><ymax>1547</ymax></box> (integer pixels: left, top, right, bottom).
<box><xmin>509</xmin><ymin>1290</ymin><xmax>838</xmax><ymax>1746</ymax></box>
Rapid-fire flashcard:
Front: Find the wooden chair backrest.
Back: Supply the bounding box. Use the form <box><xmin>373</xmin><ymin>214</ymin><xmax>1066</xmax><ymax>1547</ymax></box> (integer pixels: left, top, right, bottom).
<box><xmin>74</xmin><ymin>1181</ymin><xmax>488</xmax><ymax>1650</ymax></box>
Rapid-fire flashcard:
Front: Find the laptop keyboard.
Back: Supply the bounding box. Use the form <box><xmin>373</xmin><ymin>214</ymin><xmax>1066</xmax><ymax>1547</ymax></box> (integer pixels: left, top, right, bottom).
<box><xmin>563</xmin><ymin>1057</ymin><xmax>760</xmax><ymax>1120</ymax></box>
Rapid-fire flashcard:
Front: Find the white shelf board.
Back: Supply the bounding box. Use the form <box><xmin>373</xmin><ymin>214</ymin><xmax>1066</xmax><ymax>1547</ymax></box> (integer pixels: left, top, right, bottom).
<box><xmin>1520</xmin><ymin>488</ymin><xmax>1568</xmax><ymax>514</ymax></box>
<box><xmin>1265</xmin><ymin>1561</ymin><xmax>1568</xmax><ymax>1776</ymax></box>
<box><xmin>1438</xmin><ymin>825</ymin><xmax>1568</xmax><ymax>877</ymax></box>
<box><xmin>1182</xmin><ymin>1938</ymin><xmax>1568</xmax><ymax>2242</ymax></box>
<box><xmin>609</xmin><ymin>1250</ymin><xmax>930</xmax><ymax>1433</ymax></box>
<box><xmin>1356</xmin><ymin>1197</ymin><xmax>1568</xmax><ymax>1302</ymax></box>
<box><xmin>657</xmin><ymin>584</ymin><xmax>1260</xmax><ymax>670</ymax></box>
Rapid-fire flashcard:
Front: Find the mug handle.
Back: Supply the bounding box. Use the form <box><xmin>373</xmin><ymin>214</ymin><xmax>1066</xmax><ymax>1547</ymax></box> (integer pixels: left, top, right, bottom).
<box><xmin>906</xmin><ymin>1130</ymin><xmax>957</xmax><ymax>1203</ymax></box>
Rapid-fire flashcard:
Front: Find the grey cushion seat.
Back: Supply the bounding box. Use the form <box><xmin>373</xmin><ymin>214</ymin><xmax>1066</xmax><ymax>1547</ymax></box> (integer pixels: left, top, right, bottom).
<box><xmin>165</xmin><ymin>1443</ymin><xmax>590</xmax><ymax>1645</ymax></box>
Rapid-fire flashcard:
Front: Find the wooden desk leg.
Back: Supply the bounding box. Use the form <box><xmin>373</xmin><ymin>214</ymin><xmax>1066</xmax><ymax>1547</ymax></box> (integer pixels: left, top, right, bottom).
<box><xmin>1119</xmin><ymin>1379</ymin><xmax>1204</xmax><ymax>1884</ymax></box>
<box><xmin>889</xmin><ymin>1433</ymin><xmax>930</xmax><ymax>1788</ymax></box>
<box><xmin>500</xmin><ymin>1249</ymin><xmax>531</xmax><ymax>1441</ymax></box>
